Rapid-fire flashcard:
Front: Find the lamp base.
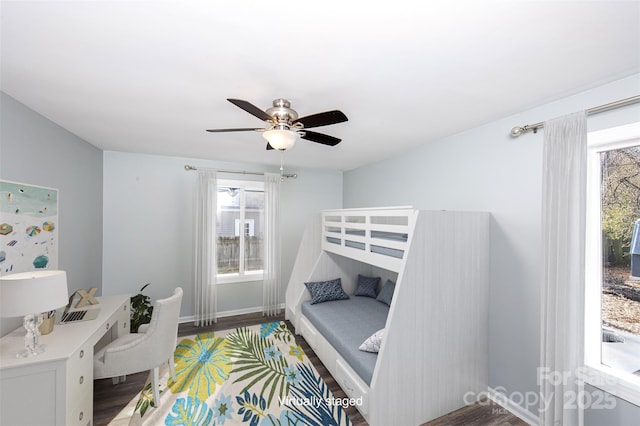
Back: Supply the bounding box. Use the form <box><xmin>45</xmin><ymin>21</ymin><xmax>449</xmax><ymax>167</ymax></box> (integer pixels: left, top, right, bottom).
<box><xmin>17</xmin><ymin>313</ymin><xmax>45</xmax><ymax>358</ymax></box>
<box><xmin>17</xmin><ymin>345</ymin><xmax>45</xmax><ymax>358</ymax></box>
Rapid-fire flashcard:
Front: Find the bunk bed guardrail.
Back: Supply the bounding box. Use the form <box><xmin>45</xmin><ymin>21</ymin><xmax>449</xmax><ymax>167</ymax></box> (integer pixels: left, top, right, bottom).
<box><xmin>321</xmin><ymin>206</ymin><xmax>418</xmax><ymax>272</ymax></box>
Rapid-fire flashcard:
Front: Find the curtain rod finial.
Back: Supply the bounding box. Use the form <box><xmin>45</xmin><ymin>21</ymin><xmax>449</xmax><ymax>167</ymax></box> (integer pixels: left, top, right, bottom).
<box><xmin>510</xmin><ymin>126</ymin><xmax>525</xmax><ymax>137</ymax></box>
<box><xmin>184</xmin><ymin>165</ymin><xmax>195</xmax><ymax>171</ymax></box>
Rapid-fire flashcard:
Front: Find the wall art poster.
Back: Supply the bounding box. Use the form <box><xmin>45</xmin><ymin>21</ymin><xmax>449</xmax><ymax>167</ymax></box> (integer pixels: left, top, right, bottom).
<box><xmin>0</xmin><ymin>180</ymin><xmax>59</xmax><ymax>276</ymax></box>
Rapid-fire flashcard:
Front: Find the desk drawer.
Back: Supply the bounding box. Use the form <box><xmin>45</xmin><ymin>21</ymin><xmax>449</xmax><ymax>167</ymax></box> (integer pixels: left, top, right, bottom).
<box><xmin>0</xmin><ymin>294</ymin><xmax>131</xmax><ymax>426</ymax></box>
<box><xmin>116</xmin><ymin>299</ymin><xmax>130</xmax><ymax>338</ymax></box>
<box><xmin>95</xmin><ymin>298</ymin><xmax>130</xmax><ymax>353</ymax></box>
<box><xmin>66</xmin><ymin>343</ymin><xmax>93</xmax><ymax>426</ymax></box>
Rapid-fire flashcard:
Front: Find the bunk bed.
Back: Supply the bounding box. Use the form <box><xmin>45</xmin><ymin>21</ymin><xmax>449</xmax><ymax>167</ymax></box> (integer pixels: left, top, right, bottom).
<box><xmin>285</xmin><ymin>207</ymin><xmax>490</xmax><ymax>426</ymax></box>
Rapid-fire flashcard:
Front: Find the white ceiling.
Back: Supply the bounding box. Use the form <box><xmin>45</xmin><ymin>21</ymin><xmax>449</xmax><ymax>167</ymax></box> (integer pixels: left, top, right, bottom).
<box><xmin>2</xmin><ymin>1</ymin><xmax>639</xmax><ymax>171</ymax></box>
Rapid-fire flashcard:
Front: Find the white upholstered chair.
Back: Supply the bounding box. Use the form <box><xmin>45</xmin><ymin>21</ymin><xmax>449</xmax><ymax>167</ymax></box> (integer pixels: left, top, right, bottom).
<box><xmin>94</xmin><ymin>287</ymin><xmax>183</xmax><ymax>404</ymax></box>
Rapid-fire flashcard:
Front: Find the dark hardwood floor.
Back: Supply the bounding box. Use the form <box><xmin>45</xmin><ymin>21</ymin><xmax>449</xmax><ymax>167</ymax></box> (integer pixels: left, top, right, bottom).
<box><xmin>94</xmin><ymin>313</ymin><xmax>528</xmax><ymax>426</ymax></box>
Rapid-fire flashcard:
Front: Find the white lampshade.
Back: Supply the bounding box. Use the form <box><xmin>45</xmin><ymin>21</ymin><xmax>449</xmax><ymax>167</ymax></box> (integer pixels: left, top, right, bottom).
<box><xmin>262</xmin><ymin>129</ymin><xmax>297</xmax><ymax>150</ymax></box>
<box><xmin>0</xmin><ymin>270</ymin><xmax>69</xmax><ymax>317</ymax></box>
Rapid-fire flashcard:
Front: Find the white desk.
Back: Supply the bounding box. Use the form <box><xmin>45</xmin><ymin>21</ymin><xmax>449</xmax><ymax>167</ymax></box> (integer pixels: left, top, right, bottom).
<box><xmin>0</xmin><ymin>294</ymin><xmax>130</xmax><ymax>426</ymax></box>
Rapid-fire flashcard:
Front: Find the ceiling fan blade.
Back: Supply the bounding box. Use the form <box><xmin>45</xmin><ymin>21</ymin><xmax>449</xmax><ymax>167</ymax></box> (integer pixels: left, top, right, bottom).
<box><xmin>206</xmin><ymin>128</ymin><xmax>264</xmax><ymax>132</ymax></box>
<box><xmin>294</xmin><ymin>110</ymin><xmax>348</xmax><ymax>129</ymax></box>
<box><xmin>300</xmin><ymin>130</ymin><xmax>342</xmax><ymax>146</ymax></box>
<box><xmin>227</xmin><ymin>98</ymin><xmax>273</xmax><ymax>122</ymax></box>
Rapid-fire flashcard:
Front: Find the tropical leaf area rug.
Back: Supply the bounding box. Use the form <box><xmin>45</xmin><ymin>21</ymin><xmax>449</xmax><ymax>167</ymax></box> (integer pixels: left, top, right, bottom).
<box><xmin>108</xmin><ymin>321</ymin><xmax>352</xmax><ymax>426</ymax></box>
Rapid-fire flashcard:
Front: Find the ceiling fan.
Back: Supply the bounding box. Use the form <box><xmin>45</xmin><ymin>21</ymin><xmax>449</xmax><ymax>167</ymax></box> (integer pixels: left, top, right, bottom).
<box><xmin>206</xmin><ymin>98</ymin><xmax>348</xmax><ymax>151</ymax></box>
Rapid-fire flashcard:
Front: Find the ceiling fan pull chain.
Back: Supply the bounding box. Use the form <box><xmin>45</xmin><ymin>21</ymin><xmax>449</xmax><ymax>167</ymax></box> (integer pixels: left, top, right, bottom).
<box><xmin>280</xmin><ymin>152</ymin><xmax>284</xmax><ymax>182</ymax></box>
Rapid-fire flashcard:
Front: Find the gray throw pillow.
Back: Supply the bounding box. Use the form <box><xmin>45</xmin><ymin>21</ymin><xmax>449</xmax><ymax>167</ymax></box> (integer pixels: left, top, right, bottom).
<box><xmin>376</xmin><ymin>279</ymin><xmax>395</xmax><ymax>306</ymax></box>
<box><xmin>305</xmin><ymin>278</ymin><xmax>350</xmax><ymax>304</ymax></box>
<box><xmin>354</xmin><ymin>274</ymin><xmax>380</xmax><ymax>298</ymax></box>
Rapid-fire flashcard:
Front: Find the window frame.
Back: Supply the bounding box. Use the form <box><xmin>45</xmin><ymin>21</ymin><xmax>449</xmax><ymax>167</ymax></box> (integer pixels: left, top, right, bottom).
<box><xmin>585</xmin><ymin>122</ymin><xmax>640</xmax><ymax>406</ymax></box>
<box><xmin>216</xmin><ymin>179</ymin><xmax>265</xmax><ymax>284</ymax></box>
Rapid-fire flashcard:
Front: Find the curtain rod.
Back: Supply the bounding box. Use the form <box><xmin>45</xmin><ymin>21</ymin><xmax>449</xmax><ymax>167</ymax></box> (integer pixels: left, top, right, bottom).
<box><xmin>184</xmin><ymin>164</ymin><xmax>297</xmax><ymax>179</ymax></box>
<box><xmin>510</xmin><ymin>95</ymin><xmax>640</xmax><ymax>137</ymax></box>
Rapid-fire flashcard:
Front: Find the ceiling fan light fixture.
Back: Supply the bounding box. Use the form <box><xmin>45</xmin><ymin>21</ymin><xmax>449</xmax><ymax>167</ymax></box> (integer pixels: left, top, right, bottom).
<box><xmin>263</xmin><ymin>129</ymin><xmax>297</xmax><ymax>150</ymax></box>
<box><xmin>208</xmin><ymin>98</ymin><xmax>347</xmax><ymax>149</ymax></box>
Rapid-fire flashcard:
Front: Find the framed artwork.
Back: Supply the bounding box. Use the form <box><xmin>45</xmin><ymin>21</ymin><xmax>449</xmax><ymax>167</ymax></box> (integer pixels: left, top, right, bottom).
<box><xmin>0</xmin><ymin>180</ymin><xmax>59</xmax><ymax>275</ymax></box>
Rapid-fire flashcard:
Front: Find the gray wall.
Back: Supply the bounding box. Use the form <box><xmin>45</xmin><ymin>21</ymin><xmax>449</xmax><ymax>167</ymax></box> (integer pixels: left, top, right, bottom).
<box><xmin>343</xmin><ymin>74</ymin><xmax>640</xmax><ymax>424</ymax></box>
<box><xmin>102</xmin><ymin>151</ymin><xmax>342</xmax><ymax>317</ymax></box>
<box><xmin>0</xmin><ymin>92</ymin><xmax>103</xmax><ymax>336</ymax></box>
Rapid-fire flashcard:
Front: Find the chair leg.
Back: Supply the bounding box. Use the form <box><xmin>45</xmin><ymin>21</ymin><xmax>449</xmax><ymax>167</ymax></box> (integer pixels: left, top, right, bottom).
<box><xmin>168</xmin><ymin>357</ymin><xmax>176</xmax><ymax>382</ymax></box>
<box><xmin>152</xmin><ymin>367</ymin><xmax>160</xmax><ymax>405</ymax></box>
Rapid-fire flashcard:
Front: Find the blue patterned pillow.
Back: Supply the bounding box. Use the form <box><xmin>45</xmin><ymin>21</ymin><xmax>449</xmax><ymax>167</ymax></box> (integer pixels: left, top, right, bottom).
<box><xmin>305</xmin><ymin>278</ymin><xmax>349</xmax><ymax>304</ymax></box>
<box><xmin>376</xmin><ymin>279</ymin><xmax>395</xmax><ymax>306</ymax></box>
<box><xmin>354</xmin><ymin>274</ymin><xmax>380</xmax><ymax>298</ymax></box>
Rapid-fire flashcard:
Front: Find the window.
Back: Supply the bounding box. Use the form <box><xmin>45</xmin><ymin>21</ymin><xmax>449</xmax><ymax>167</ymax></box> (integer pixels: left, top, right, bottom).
<box><xmin>585</xmin><ymin>122</ymin><xmax>640</xmax><ymax>406</ymax></box>
<box><xmin>216</xmin><ymin>179</ymin><xmax>264</xmax><ymax>283</ymax></box>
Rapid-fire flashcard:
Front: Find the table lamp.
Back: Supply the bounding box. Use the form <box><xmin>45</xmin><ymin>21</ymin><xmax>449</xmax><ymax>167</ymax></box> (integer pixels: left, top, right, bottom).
<box><xmin>0</xmin><ymin>270</ymin><xmax>69</xmax><ymax>357</ymax></box>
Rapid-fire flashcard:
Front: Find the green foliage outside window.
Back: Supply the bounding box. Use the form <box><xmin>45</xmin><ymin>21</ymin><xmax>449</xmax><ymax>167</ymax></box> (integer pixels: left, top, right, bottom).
<box><xmin>601</xmin><ymin>146</ymin><xmax>640</xmax><ymax>265</ymax></box>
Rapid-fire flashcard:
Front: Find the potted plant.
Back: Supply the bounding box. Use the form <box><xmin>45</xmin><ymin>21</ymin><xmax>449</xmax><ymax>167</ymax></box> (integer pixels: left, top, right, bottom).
<box><xmin>130</xmin><ymin>283</ymin><xmax>153</xmax><ymax>333</ymax></box>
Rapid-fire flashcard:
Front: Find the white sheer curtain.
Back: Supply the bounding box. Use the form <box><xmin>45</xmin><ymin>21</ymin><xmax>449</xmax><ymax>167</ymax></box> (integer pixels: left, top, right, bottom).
<box><xmin>194</xmin><ymin>171</ymin><xmax>217</xmax><ymax>326</ymax></box>
<box><xmin>263</xmin><ymin>173</ymin><xmax>281</xmax><ymax>316</ymax></box>
<box><xmin>540</xmin><ymin>111</ymin><xmax>587</xmax><ymax>426</ymax></box>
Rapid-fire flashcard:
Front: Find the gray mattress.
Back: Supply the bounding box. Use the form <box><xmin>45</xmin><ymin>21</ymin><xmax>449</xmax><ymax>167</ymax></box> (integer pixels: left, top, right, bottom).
<box><xmin>301</xmin><ymin>297</ymin><xmax>389</xmax><ymax>385</ymax></box>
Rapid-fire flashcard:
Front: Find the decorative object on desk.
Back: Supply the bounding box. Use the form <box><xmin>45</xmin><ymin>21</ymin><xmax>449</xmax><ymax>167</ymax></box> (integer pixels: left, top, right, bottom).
<box><xmin>131</xmin><ymin>283</ymin><xmax>153</xmax><ymax>333</ymax></box>
<box><xmin>74</xmin><ymin>287</ymin><xmax>99</xmax><ymax>308</ymax></box>
<box><xmin>39</xmin><ymin>310</ymin><xmax>56</xmax><ymax>335</ymax></box>
<box><xmin>108</xmin><ymin>321</ymin><xmax>351</xmax><ymax>426</ymax></box>
<box><xmin>0</xmin><ymin>270</ymin><xmax>68</xmax><ymax>357</ymax></box>
<box><xmin>59</xmin><ymin>290</ymin><xmax>102</xmax><ymax>324</ymax></box>
<box><xmin>0</xmin><ymin>180</ymin><xmax>59</xmax><ymax>275</ymax></box>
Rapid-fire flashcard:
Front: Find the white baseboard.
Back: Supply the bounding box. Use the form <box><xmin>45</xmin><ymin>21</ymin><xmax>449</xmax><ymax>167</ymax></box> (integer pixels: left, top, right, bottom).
<box><xmin>487</xmin><ymin>386</ymin><xmax>539</xmax><ymax>425</ymax></box>
<box><xmin>178</xmin><ymin>303</ymin><xmax>286</xmax><ymax>324</ymax></box>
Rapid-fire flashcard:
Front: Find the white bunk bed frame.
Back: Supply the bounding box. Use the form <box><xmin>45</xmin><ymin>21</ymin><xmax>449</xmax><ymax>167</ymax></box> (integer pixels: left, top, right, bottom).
<box><xmin>285</xmin><ymin>207</ymin><xmax>490</xmax><ymax>426</ymax></box>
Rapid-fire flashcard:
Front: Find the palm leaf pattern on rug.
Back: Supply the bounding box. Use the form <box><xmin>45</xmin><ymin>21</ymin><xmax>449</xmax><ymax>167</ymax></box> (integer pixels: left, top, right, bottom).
<box><xmin>286</xmin><ymin>363</ymin><xmax>352</xmax><ymax>426</ymax></box>
<box><xmin>225</xmin><ymin>325</ymin><xmax>290</xmax><ymax>407</ymax></box>
<box><xmin>260</xmin><ymin>322</ymin><xmax>279</xmax><ymax>338</ymax></box>
<box><xmin>133</xmin><ymin>382</ymin><xmax>158</xmax><ymax>417</ymax></box>
<box><xmin>261</xmin><ymin>409</ymin><xmax>307</xmax><ymax>425</ymax></box>
<box><xmin>235</xmin><ymin>389</ymin><xmax>267</xmax><ymax>425</ymax></box>
<box><xmin>164</xmin><ymin>396</ymin><xmax>213</xmax><ymax>425</ymax></box>
<box><xmin>168</xmin><ymin>332</ymin><xmax>232</xmax><ymax>401</ymax></box>
<box><xmin>260</xmin><ymin>321</ymin><xmax>293</xmax><ymax>343</ymax></box>
<box><xmin>121</xmin><ymin>322</ymin><xmax>351</xmax><ymax>425</ymax></box>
